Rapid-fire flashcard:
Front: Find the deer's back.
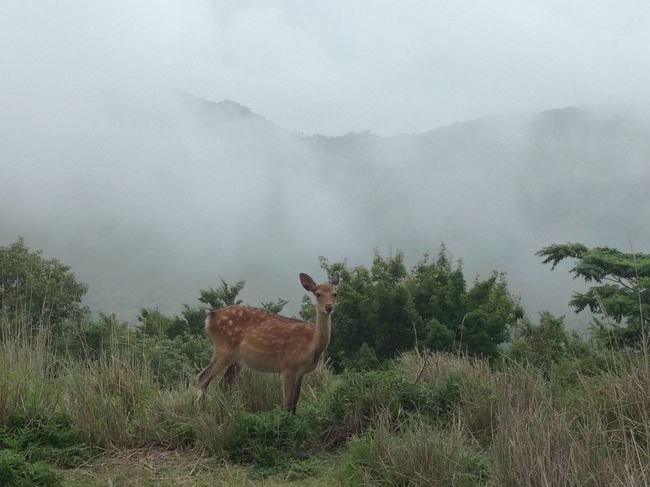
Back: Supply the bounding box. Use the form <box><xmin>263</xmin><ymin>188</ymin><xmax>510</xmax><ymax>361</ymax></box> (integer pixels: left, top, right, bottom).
<box><xmin>205</xmin><ymin>305</ymin><xmax>314</xmax><ymax>352</ymax></box>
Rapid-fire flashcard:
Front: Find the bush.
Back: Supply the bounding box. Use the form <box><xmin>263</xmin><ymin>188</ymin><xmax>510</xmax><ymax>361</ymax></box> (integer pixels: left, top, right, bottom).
<box><xmin>0</xmin><ymin>450</ymin><xmax>63</xmax><ymax>487</ymax></box>
<box><xmin>341</xmin><ymin>421</ymin><xmax>491</xmax><ymax>486</ymax></box>
<box><xmin>322</xmin><ymin>247</ymin><xmax>523</xmax><ymax>369</ymax></box>
<box><xmin>220</xmin><ymin>408</ymin><xmax>321</xmax><ymax>472</ymax></box>
<box><xmin>144</xmin><ymin>334</ymin><xmax>212</xmax><ymax>387</ymax></box>
<box><xmin>0</xmin><ymin>238</ymin><xmax>88</xmax><ymax>334</ymax></box>
<box><xmin>321</xmin><ymin>368</ymin><xmax>454</xmax><ymax>448</ymax></box>
<box><xmin>53</xmin><ymin>314</ymin><xmax>132</xmax><ymax>360</ymax></box>
<box><xmin>0</xmin><ymin>413</ymin><xmax>86</xmax><ymax>487</ymax></box>
<box><xmin>0</xmin><ymin>414</ymin><xmax>90</xmax><ymax>467</ymax></box>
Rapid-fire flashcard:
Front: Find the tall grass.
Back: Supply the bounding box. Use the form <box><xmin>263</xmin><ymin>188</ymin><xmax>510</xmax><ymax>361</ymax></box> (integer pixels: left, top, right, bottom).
<box><xmin>0</xmin><ymin>327</ymin><xmax>62</xmax><ymax>424</ymax></box>
<box><xmin>395</xmin><ymin>349</ymin><xmax>650</xmax><ymax>486</ymax></box>
<box><xmin>1</xmin><ymin>316</ymin><xmax>648</xmax><ymax>486</ymax></box>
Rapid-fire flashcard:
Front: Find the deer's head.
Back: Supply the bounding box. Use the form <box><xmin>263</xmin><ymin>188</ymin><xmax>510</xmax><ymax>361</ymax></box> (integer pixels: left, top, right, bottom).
<box><xmin>300</xmin><ymin>272</ymin><xmax>340</xmax><ymax>315</ymax></box>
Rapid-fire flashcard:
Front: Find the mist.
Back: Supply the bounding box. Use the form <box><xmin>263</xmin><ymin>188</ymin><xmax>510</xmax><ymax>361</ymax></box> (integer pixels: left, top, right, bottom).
<box><xmin>2</xmin><ymin>1</ymin><xmax>649</xmax><ymax>326</ymax></box>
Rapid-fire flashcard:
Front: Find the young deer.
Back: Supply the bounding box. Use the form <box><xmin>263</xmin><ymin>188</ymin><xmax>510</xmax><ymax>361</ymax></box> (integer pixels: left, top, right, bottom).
<box><xmin>196</xmin><ymin>272</ymin><xmax>340</xmax><ymax>413</ymax></box>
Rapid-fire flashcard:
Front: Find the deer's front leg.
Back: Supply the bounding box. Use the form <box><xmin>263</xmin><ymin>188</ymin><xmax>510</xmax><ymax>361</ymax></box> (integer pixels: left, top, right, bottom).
<box><xmin>282</xmin><ymin>370</ymin><xmax>298</xmax><ymax>413</ymax></box>
<box><xmin>290</xmin><ymin>375</ymin><xmax>304</xmax><ymax>414</ymax></box>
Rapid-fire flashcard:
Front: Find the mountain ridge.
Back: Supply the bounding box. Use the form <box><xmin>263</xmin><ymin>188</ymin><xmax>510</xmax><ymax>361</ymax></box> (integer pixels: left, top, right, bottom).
<box><xmin>180</xmin><ymin>92</ymin><xmax>625</xmax><ymax>141</ymax></box>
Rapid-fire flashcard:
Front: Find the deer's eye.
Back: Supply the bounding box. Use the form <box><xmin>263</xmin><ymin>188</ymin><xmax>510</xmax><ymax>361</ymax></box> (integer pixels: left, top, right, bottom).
<box><xmin>334</xmin><ymin>293</ymin><xmax>337</xmax><ymax>297</ymax></box>
<box><xmin>316</xmin><ymin>292</ymin><xmax>321</xmax><ymax>298</ymax></box>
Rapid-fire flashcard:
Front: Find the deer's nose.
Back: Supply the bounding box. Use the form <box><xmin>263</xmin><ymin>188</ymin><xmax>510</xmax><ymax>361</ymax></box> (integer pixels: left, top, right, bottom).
<box><xmin>324</xmin><ymin>304</ymin><xmax>334</xmax><ymax>313</ymax></box>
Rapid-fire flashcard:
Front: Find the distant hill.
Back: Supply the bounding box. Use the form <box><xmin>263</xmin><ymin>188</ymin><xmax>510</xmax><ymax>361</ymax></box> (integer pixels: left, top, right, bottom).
<box><xmin>2</xmin><ymin>92</ymin><xmax>648</xmax><ymax>326</ymax></box>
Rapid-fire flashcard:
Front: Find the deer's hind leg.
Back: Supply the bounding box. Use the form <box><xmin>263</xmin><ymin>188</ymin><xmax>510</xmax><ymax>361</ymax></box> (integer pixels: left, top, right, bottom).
<box><xmin>221</xmin><ymin>364</ymin><xmax>241</xmax><ymax>389</ymax></box>
<box><xmin>196</xmin><ymin>354</ymin><xmax>234</xmax><ymax>408</ymax></box>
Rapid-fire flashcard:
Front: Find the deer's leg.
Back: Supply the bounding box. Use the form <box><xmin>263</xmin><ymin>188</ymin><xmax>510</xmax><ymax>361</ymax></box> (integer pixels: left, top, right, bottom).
<box><xmin>221</xmin><ymin>364</ymin><xmax>241</xmax><ymax>389</ymax></box>
<box><xmin>197</xmin><ymin>358</ymin><xmax>217</xmax><ymax>388</ymax></box>
<box><xmin>196</xmin><ymin>355</ymin><xmax>232</xmax><ymax>407</ymax></box>
<box><xmin>289</xmin><ymin>375</ymin><xmax>304</xmax><ymax>414</ymax></box>
<box><xmin>282</xmin><ymin>370</ymin><xmax>298</xmax><ymax>413</ymax></box>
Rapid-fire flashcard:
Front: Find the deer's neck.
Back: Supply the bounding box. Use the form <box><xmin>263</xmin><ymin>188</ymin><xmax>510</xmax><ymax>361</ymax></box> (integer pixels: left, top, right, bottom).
<box><xmin>311</xmin><ymin>309</ymin><xmax>332</xmax><ymax>359</ymax></box>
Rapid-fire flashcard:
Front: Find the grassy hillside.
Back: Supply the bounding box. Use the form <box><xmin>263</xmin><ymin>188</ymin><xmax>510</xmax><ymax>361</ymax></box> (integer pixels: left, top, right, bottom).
<box><xmin>1</xmin><ymin>321</ymin><xmax>648</xmax><ymax>486</ymax></box>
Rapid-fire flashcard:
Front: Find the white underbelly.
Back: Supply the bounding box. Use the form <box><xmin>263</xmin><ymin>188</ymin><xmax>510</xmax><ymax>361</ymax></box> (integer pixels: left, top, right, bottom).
<box><xmin>237</xmin><ymin>344</ymin><xmax>282</xmax><ymax>373</ymax></box>
<box><xmin>239</xmin><ymin>359</ymin><xmax>281</xmax><ymax>373</ymax></box>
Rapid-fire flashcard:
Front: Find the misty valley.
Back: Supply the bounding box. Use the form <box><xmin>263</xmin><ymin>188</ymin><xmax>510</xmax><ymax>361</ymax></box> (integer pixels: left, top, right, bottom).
<box><xmin>3</xmin><ymin>94</ymin><xmax>650</xmax><ymax>329</ymax></box>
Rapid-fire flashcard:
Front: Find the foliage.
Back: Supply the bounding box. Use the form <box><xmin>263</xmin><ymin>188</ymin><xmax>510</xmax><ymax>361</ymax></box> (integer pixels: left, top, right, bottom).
<box><xmin>221</xmin><ymin>408</ymin><xmax>320</xmax><ymax>472</ymax></box>
<box><xmin>144</xmin><ymin>334</ymin><xmax>212</xmax><ymax>387</ymax></box>
<box><xmin>537</xmin><ymin>242</ymin><xmax>650</xmax><ymax>347</ymax></box>
<box><xmin>298</xmin><ymin>294</ymin><xmax>316</xmax><ymax>322</ymax></box>
<box><xmin>137</xmin><ymin>308</ymin><xmax>177</xmax><ymax>338</ymax></box>
<box><xmin>507</xmin><ymin>311</ymin><xmax>610</xmax><ymax>391</ymax></box>
<box><xmin>0</xmin><ymin>238</ymin><xmax>88</xmax><ymax>334</ymax></box>
<box><xmin>509</xmin><ymin>312</ymin><xmax>587</xmax><ymax>367</ymax></box>
<box><xmin>138</xmin><ymin>279</ymin><xmax>248</xmax><ymax>340</ymax></box>
<box><xmin>321</xmin><ymin>368</ymin><xmax>465</xmax><ymax>449</ymax></box>
<box><xmin>339</xmin><ymin>342</ymin><xmax>381</xmax><ymax>370</ymax></box>
<box><xmin>321</xmin><ymin>246</ymin><xmax>523</xmax><ymax>367</ymax></box>
<box><xmin>55</xmin><ymin>313</ymin><xmax>132</xmax><ymax>360</ymax></box>
<box><xmin>198</xmin><ymin>279</ymin><xmax>245</xmax><ymax>309</ymax></box>
<box><xmin>260</xmin><ymin>298</ymin><xmax>289</xmax><ymax>314</ymax></box>
<box><xmin>0</xmin><ymin>414</ymin><xmax>90</xmax><ymax>467</ymax></box>
<box><xmin>1</xmin><ymin>240</ymin><xmax>648</xmax><ymax>484</ymax></box>
<box><xmin>140</xmin><ymin>279</ymin><xmax>252</xmax><ymax>340</ymax></box>
<box><xmin>0</xmin><ymin>450</ymin><xmax>63</xmax><ymax>487</ymax></box>
<box><xmin>341</xmin><ymin>422</ymin><xmax>491</xmax><ymax>486</ymax></box>
<box><xmin>3</xmin><ymin>309</ymin><xmax>650</xmax><ymax>485</ymax></box>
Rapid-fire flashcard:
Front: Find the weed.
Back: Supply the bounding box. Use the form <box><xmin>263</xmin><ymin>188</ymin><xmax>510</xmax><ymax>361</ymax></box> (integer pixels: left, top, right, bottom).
<box><xmin>0</xmin><ymin>450</ymin><xmax>63</xmax><ymax>487</ymax></box>
<box><xmin>0</xmin><ymin>413</ymin><xmax>91</xmax><ymax>468</ymax></box>
<box><xmin>340</xmin><ymin>420</ymin><xmax>491</xmax><ymax>486</ymax></box>
<box><xmin>221</xmin><ymin>407</ymin><xmax>320</xmax><ymax>472</ymax></box>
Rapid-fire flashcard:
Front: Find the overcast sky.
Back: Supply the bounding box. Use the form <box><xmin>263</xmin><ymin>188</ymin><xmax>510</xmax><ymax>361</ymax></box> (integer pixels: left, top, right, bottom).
<box><xmin>3</xmin><ymin>1</ymin><xmax>650</xmax><ymax>135</ymax></box>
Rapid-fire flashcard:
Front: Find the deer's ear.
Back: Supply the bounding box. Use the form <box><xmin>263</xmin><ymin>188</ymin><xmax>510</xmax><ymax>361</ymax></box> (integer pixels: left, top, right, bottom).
<box><xmin>300</xmin><ymin>273</ymin><xmax>317</xmax><ymax>292</ymax></box>
<box><xmin>330</xmin><ymin>271</ymin><xmax>340</xmax><ymax>286</ymax></box>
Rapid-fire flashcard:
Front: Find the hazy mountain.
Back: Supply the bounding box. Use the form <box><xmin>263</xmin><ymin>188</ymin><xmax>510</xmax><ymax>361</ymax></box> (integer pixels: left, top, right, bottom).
<box><xmin>2</xmin><ymin>93</ymin><xmax>648</xmax><ymax>327</ymax></box>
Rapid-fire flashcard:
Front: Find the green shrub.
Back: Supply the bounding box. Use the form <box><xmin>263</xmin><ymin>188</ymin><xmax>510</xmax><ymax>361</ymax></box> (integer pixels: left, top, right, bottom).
<box><xmin>433</xmin><ymin>372</ymin><xmax>463</xmax><ymax>415</ymax></box>
<box><xmin>0</xmin><ymin>450</ymin><xmax>63</xmax><ymax>487</ymax></box>
<box><xmin>550</xmin><ymin>354</ymin><xmax>606</xmax><ymax>390</ymax></box>
<box><xmin>0</xmin><ymin>414</ymin><xmax>90</xmax><ymax>467</ymax></box>
<box><xmin>143</xmin><ymin>334</ymin><xmax>212</xmax><ymax>388</ymax></box>
<box><xmin>341</xmin><ymin>421</ymin><xmax>491</xmax><ymax>486</ymax></box>
<box><xmin>325</xmin><ymin>368</ymin><xmax>463</xmax><ymax>422</ymax></box>
<box><xmin>0</xmin><ymin>238</ymin><xmax>89</xmax><ymax>335</ymax></box>
<box><xmin>321</xmin><ymin>369</ymin><xmax>455</xmax><ymax>449</ymax></box>
<box><xmin>221</xmin><ymin>408</ymin><xmax>321</xmax><ymax>471</ymax></box>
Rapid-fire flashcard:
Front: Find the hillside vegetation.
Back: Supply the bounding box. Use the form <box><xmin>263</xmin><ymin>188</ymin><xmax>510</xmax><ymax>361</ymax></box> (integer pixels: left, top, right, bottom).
<box><xmin>0</xmin><ymin>239</ymin><xmax>648</xmax><ymax>486</ymax></box>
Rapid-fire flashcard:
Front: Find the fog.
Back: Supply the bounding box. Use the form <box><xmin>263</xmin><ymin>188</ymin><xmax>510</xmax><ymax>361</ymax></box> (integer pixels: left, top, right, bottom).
<box><xmin>2</xmin><ymin>1</ymin><xmax>649</xmax><ymax>326</ymax></box>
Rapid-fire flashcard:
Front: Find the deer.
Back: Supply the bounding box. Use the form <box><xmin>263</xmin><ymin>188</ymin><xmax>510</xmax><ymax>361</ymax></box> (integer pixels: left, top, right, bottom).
<box><xmin>196</xmin><ymin>271</ymin><xmax>340</xmax><ymax>413</ymax></box>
